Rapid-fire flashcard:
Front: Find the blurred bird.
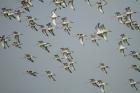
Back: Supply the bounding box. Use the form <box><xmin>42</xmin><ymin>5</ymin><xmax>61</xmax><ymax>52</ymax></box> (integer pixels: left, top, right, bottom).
<box><xmin>95</xmin><ymin>23</ymin><xmax>111</xmax><ymax>41</ymax></box>
<box><xmin>40</xmin><ymin>25</ymin><xmax>49</xmax><ymax>36</ymax></box>
<box><xmin>68</xmin><ymin>59</ymin><xmax>76</xmax><ymax>71</ymax></box>
<box><xmin>60</xmin><ymin>48</ymin><xmax>73</xmax><ymax>61</ymax></box>
<box><xmin>89</xmin><ymin>79</ymin><xmax>99</xmax><ymax>87</ymax></box>
<box><xmin>96</xmin><ymin>0</ymin><xmax>107</xmax><ymax>14</ymax></box>
<box><xmin>128</xmin><ymin>78</ymin><xmax>139</xmax><ymax>91</ymax></box>
<box><xmin>12</xmin><ymin>42</ymin><xmax>22</xmax><ymax>49</ymax></box>
<box><xmin>120</xmin><ymin>34</ymin><xmax>131</xmax><ymax>46</ymax></box>
<box><xmin>118</xmin><ymin>40</ymin><xmax>127</xmax><ymax>56</ymax></box>
<box><xmin>37</xmin><ymin>41</ymin><xmax>52</xmax><ymax>52</ymax></box>
<box><xmin>130</xmin><ymin>64</ymin><xmax>140</xmax><ymax>72</ymax></box>
<box><xmin>26</xmin><ymin>70</ymin><xmax>38</xmax><ymax>77</ymax></box>
<box><xmin>1</xmin><ymin>8</ymin><xmax>15</xmax><ymax>20</ymax></box>
<box><xmin>98</xmin><ymin>63</ymin><xmax>109</xmax><ymax>74</ymax></box>
<box><xmin>129</xmin><ymin>51</ymin><xmax>140</xmax><ymax>61</ymax></box>
<box><xmin>85</xmin><ymin>0</ymin><xmax>92</xmax><ymax>7</ymax></box>
<box><xmin>124</xmin><ymin>7</ymin><xmax>136</xmax><ymax>22</ymax></box>
<box><xmin>61</xmin><ymin>17</ymin><xmax>72</xmax><ymax>35</ymax></box>
<box><xmin>21</xmin><ymin>0</ymin><xmax>33</xmax><ymax>12</ymax></box>
<box><xmin>27</xmin><ymin>16</ymin><xmax>42</xmax><ymax>31</ymax></box>
<box><xmin>51</xmin><ymin>8</ymin><xmax>60</xmax><ymax>26</ymax></box>
<box><xmin>76</xmin><ymin>33</ymin><xmax>87</xmax><ymax>46</ymax></box>
<box><xmin>10</xmin><ymin>31</ymin><xmax>23</xmax><ymax>44</ymax></box>
<box><xmin>45</xmin><ymin>70</ymin><xmax>56</xmax><ymax>81</ymax></box>
<box><xmin>90</xmin><ymin>33</ymin><xmax>100</xmax><ymax>46</ymax></box>
<box><xmin>131</xmin><ymin>21</ymin><xmax>140</xmax><ymax>31</ymax></box>
<box><xmin>13</xmin><ymin>10</ymin><xmax>24</xmax><ymax>22</ymax></box>
<box><xmin>54</xmin><ymin>54</ymin><xmax>63</xmax><ymax>63</ymax></box>
<box><xmin>52</xmin><ymin>0</ymin><xmax>64</xmax><ymax>9</ymax></box>
<box><xmin>24</xmin><ymin>53</ymin><xmax>36</xmax><ymax>62</ymax></box>
<box><xmin>68</xmin><ymin>0</ymin><xmax>75</xmax><ymax>10</ymax></box>
<box><xmin>115</xmin><ymin>12</ymin><xmax>125</xmax><ymax>24</ymax></box>
<box><xmin>0</xmin><ymin>35</ymin><xmax>10</xmax><ymax>49</ymax></box>
<box><xmin>46</xmin><ymin>22</ymin><xmax>55</xmax><ymax>36</ymax></box>
<box><xmin>97</xmin><ymin>80</ymin><xmax>107</xmax><ymax>93</ymax></box>
<box><xmin>123</xmin><ymin>17</ymin><xmax>135</xmax><ymax>30</ymax></box>
<box><xmin>63</xmin><ymin>63</ymin><xmax>72</xmax><ymax>73</ymax></box>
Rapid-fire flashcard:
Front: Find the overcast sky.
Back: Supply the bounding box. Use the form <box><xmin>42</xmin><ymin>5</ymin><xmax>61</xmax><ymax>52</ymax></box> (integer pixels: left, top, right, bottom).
<box><xmin>0</xmin><ymin>0</ymin><xmax>140</xmax><ymax>93</ymax></box>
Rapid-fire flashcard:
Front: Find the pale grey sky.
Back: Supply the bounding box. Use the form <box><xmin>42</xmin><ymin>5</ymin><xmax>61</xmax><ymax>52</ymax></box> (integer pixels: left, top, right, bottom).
<box><xmin>0</xmin><ymin>0</ymin><xmax>140</xmax><ymax>93</ymax></box>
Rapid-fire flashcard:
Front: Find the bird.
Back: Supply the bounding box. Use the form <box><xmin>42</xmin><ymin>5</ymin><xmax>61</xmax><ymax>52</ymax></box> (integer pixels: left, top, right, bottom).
<box><xmin>130</xmin><ymin>64</ymin><xmax>140</xmax><ymax>72</ymax></box>
<box><xmin>85</xmin><ymin>0</ymin><xmax>92</xmax><ymax>7</ymax></box>
<box><xmin>11</xmin><ymin>42</ymin><xmax>22</xmax><ymax>49</ymax></box>
<box><xmin>40</xmin><ymin>25</ymin><xmax>49</xmax><ymax>36</ymax></box>
<box><xmin>96</xmin><ymin>0</ymin><xmax>107</xmax><ymax>14</ymax></box>
<box><xmin>24</xmin><ymin>53</ymin><xmax>36</xmax><ymax>62</ymax></box>
<box><xmin>13</xmin><ymin>10</ymin><xmax>24</xmax><ymax>22</ymax></box>
<box><xmin>1</xmin><ymin>8</ymin><xmax>15</xmax><ymax>20</ymax></box>
<box><xmin>95</xmin><ymin>23</ymin><xmax>111</xmax><ymax>41</ymax></box>
<box><xmin>67</xmin><ymin>0</ymin><xmax>75</xmax><ymax>10</ymax></box>
<box><xmin>0</xmin><ymin>35</ymin><xmax>10</xmax><ymax>49</ymax></box>
<box><xmin>75</xmin><ymin>33</ymin><xmax>87</xmax><ymax>46</ymax></box>
<box><xmin>63</xmin><ymin>63</ymin><xmax>72</xmax><ymax>73</ymax></box>
<box><xmin>115</xmin><ymin>12</ymin><xmax>125</xmax><ymax>24</ymax></box>
<box><xmin>37</xmin><ymin>41</ymin><xmax>52</xmax><ymax>52</ymax></box>
<box><xmin>51</xmin><ymin>8</ymin><xmax>60</xmax><ymax>27</ymax></box>
<box><xmin>129</xmin><ymin>51</ymin><xmax>140</xmax><ymax>61</ymax></box>
<box><xmin>26</xmin><ymin>70</ymin><xmax>38</xmax><ymax>77</ymax></box>
<box><xmin>10</xmin><ymin>31</ymin><xmax>23</xmax><ymax>44</ymax></box>
<box><xmin>68</xmin><ymin>59</ymin><xmax>76</xmax><ymax>71</ymax></box>
<box><xmin>88</xmin><ymin>79</ymin><xmax>99</xmax><ymax>87</ymax></box>
<box><xmin>131</xmin><ymin>21</ymin><xmax>140</xmax><ymax>31</ymax></box>
<box><xmin>27</xmin><ymin>16</ymin><xmax>42</xmax><ymax>31</ymax></box>
<box><xmin>120</xmin><ymin>34</ymin><xmax>131</xmax><ymax>46</ymax></box>
<box><xmin>98</xmin><ymin>63</ymin><xmax>109</xmax><ymax>74</ymax></box>
<box><xmin>124</xmin><ymin>7</ymin><xmax>136</xmax><ymax>22</ymax></box>
<box><xmin>60</xmin><ymin>48</ymin><xmax>73</xmax><ymax>61</ymax></box>
<box><xmin>46</xmin><ymin>22</ymin><xmax>55</xmax><ymax>36</ymax></box>
<box><xmin>61</xmin><ymin>17</ymin><xmax>72</xmax><ymax>35</ymax></box>
<box><xmin>90</xmin><ymin>33</ymin><xmax>100</xmax><ymax>46</ymax></box>
<box><xmin>54</xmin><ymin>54</ymin><xmax>63</xmax><ymax>63</ymax></box>
<box><xmin>45</xmin><ymin>70</ymin><xmax>56</xmax><ymax>81</ymax></box>
<box><xmin>20</xmin><ymin>0</ymin><xmax>33</xmax><ymax>12</ymax></box>
<box><xmin>123</xmin><ymin>17</ymin><xmax>135</xmax><ymax>30</ymax></box>
<box><xmin>118</xmin><ymin>40</ymin><xmax>127</xmax><ymax>56</ymax></box>
<box><xmin>128</xmin><ymin>78</ymin><xmax>139</xmax><ymax>91</ymax></box>
<box><xmin>97</xmin><ymin>80</ymin><xmax>107</xmax><ymax>93</ymax></box>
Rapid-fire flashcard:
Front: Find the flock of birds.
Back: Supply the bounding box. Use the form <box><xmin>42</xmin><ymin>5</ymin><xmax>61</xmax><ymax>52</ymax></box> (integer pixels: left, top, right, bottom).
<box><xmin>0</xmin><ymin>0</ymin><xmax>140</xmax><ymax>93</ymax></box>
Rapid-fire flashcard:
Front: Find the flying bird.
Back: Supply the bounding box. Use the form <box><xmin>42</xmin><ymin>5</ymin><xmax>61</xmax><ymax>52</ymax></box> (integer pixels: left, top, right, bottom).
<box><xmin>61</xmin><ymin>17</ymin><xmax>72</xmax><ymax>35</ymax></box>
<box><xmin>98</xmin><ymin>63</ymin><xmax>109</xmax><ymax>74</ymax></box>
<box><xmin>37</xmin><ymin>41</ymin><xmax>52</xmax><ymax>52</ymax></box>
<box><xmin>26</xmin><ymin>70</ymin><xmax>38</xmax><ymax>77</ymax></box>
<box><xmin>128</xmin><ymin>78</ymin><xmax>139</xmax><ymax>91</ymax></box>
<box><xmin>129</xmin><ymin>51</ymin><xmax>140</xmax><ymax>61</ymax></box>
<box><xmin>96</xmin><ymin>0</ymin><xmax>107</xmax><ymax>14</ymax></box>
<box><xmin>54</xmin><ymin>54</ymin><xmax>63</xmax><ymax>63</ymax></box>
<box><xmin>120</xmin><ymin>34</ymin><xmax>131</xmax><ymax>46</ymax></box>
<box><xmin>95</xmin><ymin>23</ymin><xmax>111</xmax><ymax>41</ymax></box>
<box><xmin>90</xmin><ymin>33</ymin><xmax>100</xmax><ymax>46</ymax></box>
<box><xmin>130</xmin><ymin>64</ymin><xmax>140</xmax><ymax>72</ymax></box>
<box><xmin>45</xmin><ymin>70</ymin><xmax>56</xmax><ymax>81</ymax></box>
<box><xmin>51</xmin><ymin>8</ymin><xmax>60</xmax><ymax>26</ymax></box>
<box><xmin>0</xmin><ymin>35</ymin><xmax>10</xmax><ymax>49</ymax></box>
<box><xmin>46</xmin><ymin>22</ymin><xmax>55</xmax><ymax>36</ymax></box>
<box><xmin>24</xmin><ymin>53</ymin><xmax>36</xmax><ymax>62</ymax></box>
<box><xmin>118</xmin><ymin>40</ymin><xmax>127</xmax><ymax>56</ymax></box>
<box><xmin>63</xmin><ymin>63</ymin><xmax>72</xmax><ymax>73</ymax></box>
<box><xmin>75</xmin><ymin>33</ymin><xmax>87</xmax><ymax>46</ymax></box>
